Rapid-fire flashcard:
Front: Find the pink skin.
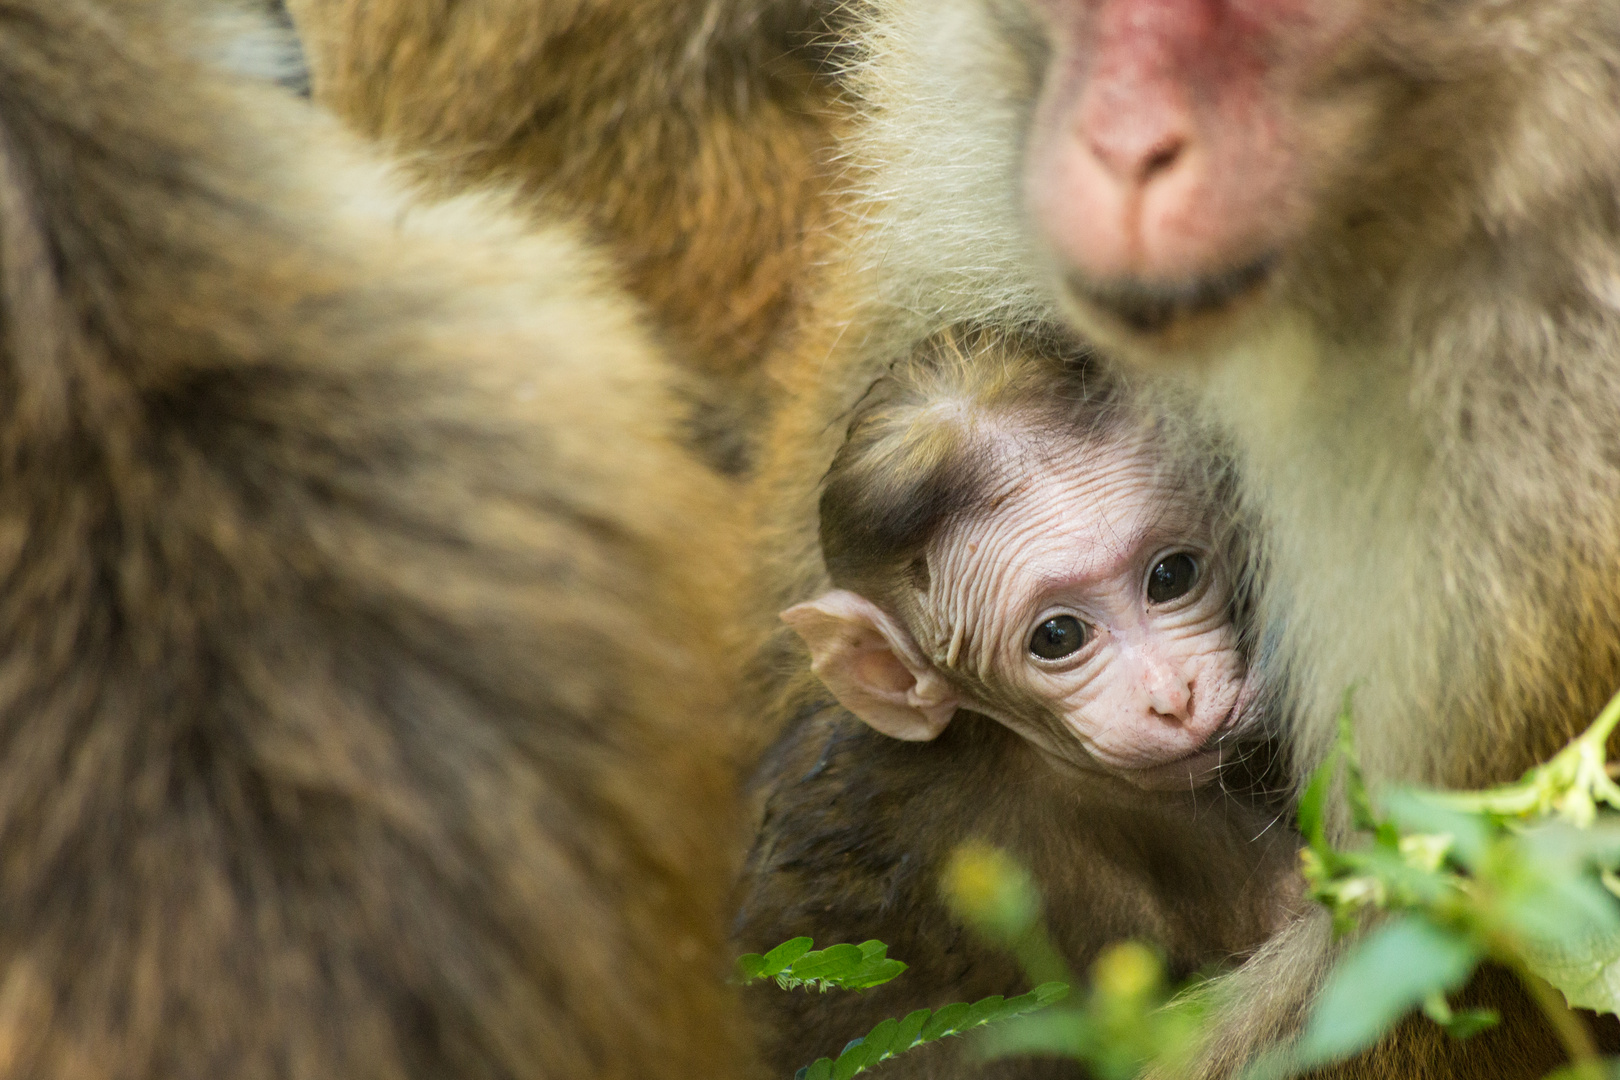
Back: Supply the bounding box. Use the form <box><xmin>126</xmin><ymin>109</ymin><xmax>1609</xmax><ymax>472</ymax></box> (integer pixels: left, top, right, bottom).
<box><xmin>918</xmin><ymin>434</ymin><xmax>1249</xmax><ymax>785</ymax></box>
<box><xmin>785</xmin><ymin>432</ymin><xmax>1257</xmax><ymax>790</ymax></box>
<box><xmin>1022</xmin><ymin>0</ymin><xmax>1362</xmax><ymax>289</ymax></box>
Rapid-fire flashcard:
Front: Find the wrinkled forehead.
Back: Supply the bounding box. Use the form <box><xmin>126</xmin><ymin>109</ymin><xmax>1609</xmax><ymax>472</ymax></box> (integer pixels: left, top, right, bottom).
<box><xmin>908</xmin><ymin>423</ymin><xmax>1209</xmax><ymax>660</ymax></box>
<box><xmin>965</xmin><ymin>421</ymin><xmax>1203</xmax><ymax>548</ymax></box>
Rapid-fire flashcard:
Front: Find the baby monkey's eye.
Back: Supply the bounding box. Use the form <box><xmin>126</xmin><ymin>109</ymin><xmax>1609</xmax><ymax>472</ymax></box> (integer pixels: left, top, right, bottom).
<box><xmin>1030</xmin><ymin>615</ymin><xmax>1089</xmax><ymax>660</ymax></box>
<box><xmin>1147</xmin><ymin>553</ymin><xmax>1200</xmax><ymax>604</ymax></box>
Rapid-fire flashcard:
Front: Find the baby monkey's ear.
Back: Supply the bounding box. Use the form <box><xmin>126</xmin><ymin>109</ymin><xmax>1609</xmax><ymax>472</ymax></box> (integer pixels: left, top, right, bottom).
<box><xmin>781</xmin><ymin>590</ymin><xmax>959</xmax><ymax>741</ymax></box>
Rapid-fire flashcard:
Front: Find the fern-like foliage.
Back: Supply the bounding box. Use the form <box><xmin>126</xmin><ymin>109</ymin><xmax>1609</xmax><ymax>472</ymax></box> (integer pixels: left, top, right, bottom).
<box><xmin>740</xmin><ymin>936</ymin><xmax>1069</xmax><ymax>1078</ymax></box>
<box><xmin>737</xmin><ymin>937</ymin><xmax>909</xmax><ymax>992</ymax></box>
<box><xmin>794</xmin><ymin>983</ymin><xmax>1070</xmax><ymax>1080</ymax></box>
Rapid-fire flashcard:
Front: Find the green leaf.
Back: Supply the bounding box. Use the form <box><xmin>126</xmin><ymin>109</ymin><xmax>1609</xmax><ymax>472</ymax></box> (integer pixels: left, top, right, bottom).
<box><xmin>802</xmin><ymin>1059</ymin><xmax>833</xmax><ymax>1080</ymax></box>
<box><xmin>840</xmin><ymin>958</ymin><xmax>909</xmax><ymax>989</ymax></box>
<box><xmin>832</xmin><ymin>1045</ymin><xmax>868</xmax><ymax>1080</ymax></box>
<box><xmin>842</xmin><ymin>942</ymin><xmax>909</xmax><ymax>989</ymax></box>
<box><xmin>1435</xmin><ymin>1008</ymin><xmax>1499</xmax><ymax>1040</ymax></box>
<box><xmin>1542</xmin><ymin>1063</ymin><xmax>1620</xmax><ymax>1080</ymax></box>
<box><xmin>753</xmin><ymin>938</ymin><xmax>910</xmax><ymax>991</ymax></box>
<box><xmin>760</xmin><ymin>937</ymin><xmax>814</xmax><ymax>977</ymax></box>
<box><xmin>1295</xmin><ymin>917</ymin><xmax>1482</xmax><ymax>1069</ymax></box>
<box><xmin>1334</xmin><ymin>691</ymin><xmax>1381</xmax><ymax>836</ymax></box>
<box><xmin>972</xmin><ymin>984</ymin><xmax>1075</xmax><ymax>1042</ymax></box>
<box><xmin>921</xmin><ymin>1002</ymin><xmax>972</xmax><ymax>1041</ymax></box>
<box><xmin>1381</xmin><ymin>788</ymin><xmax>1492</xmax><ymax>868</ymax></box>
<box><xmin>961</xmin><ymin>995</ymin><xmax>1007</xmax><ymax>1029</ymax></box>
<box><xmin>791</xmin><ymin>943</ymin><xmax>865</xmax><ymax>982</ymax></box>
<box><xmin>736</xmin><ymin>953</ymin><xmax>768</xmax><ymax>981</ymax></box>
<box><xmin>859</xmin><ymin>1018</ymin><xmax>901</xmax><ymax>1060</ymax></box>
<box><xmin>1508</xmin><ymin>876</ymin><xmax>1620</xmax><ymax>1016</ymax></box>
<box><xmin>1492</xmin><ymin>826</ymin><xmax>1620</xmax><ymax>1004</ymax></box>
<box><xmin>821</xmin><ymin>1012</ymin><xmax>921</xmax><ymax>1080</ymax></box>
<box><xmin>976</xmin><ymin>990</ymin><xmax>1044</xmax><ymax>1024</ymax></box>
<box><xmin>1503</xmin><ymin>875</ymin><xmax>1620</xmax><ymax>950</ymax></box>
<box><xmin>1298</xmin><ymin>750</ymin><xmax>1337</xmax><ymax>852</ymax></box>
<box><xmin>893</xmin><ymin>1008</ymin><xmax>931</xmax><ymax>1050</ymax></box>
<box><xmin>804</xmin><ymin>985</ymin><xmax>1070</xmax><ymax>1080</ymax></box>
<box><xmin>1030</xmin><ymin>981</ymin><xmax>1070</xmax><ymax>1006</ymax></box>
<box><xmin>1420</xmin><ymin>990</ymin><xmax>1498</xmax><ymax>1041</ymax></box>
<box><xmin>984</xmin><ymin>995</ymin><xmax>1035</xmax><ymax>1025</ymax></box>
<box><xmin>1526</xmin><ymin>820</ymin><xmax>1620</xmax><ymax>875</ymax></box>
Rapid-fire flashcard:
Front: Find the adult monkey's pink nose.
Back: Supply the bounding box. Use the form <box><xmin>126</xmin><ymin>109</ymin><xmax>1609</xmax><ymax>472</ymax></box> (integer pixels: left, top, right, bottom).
<box><xmin>1025</xmin><ymin>0</ymin><xmax>1312</xmax><ymax>303</ymax></box>
<box><xmin>1083</xmin><ymin>96</ymin><xmax>1188</xmax><ymax>190</ymax></box>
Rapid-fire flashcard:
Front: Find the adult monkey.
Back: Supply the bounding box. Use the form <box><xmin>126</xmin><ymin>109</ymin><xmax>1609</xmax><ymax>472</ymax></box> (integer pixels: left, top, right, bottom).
<box><xmin>754</xmin><ymin>0</ymin><xmax>1620</xmax><ymax>1076</ymax></box>
<box><xmin>0</xmin><ymin>1</ymin><xmax>753</xmax><ymax>1077</ymax></box>
<box><xmin>285</xmin><ymin>0</ymin><xmax>851</xmax><ymax>471</ymax></box>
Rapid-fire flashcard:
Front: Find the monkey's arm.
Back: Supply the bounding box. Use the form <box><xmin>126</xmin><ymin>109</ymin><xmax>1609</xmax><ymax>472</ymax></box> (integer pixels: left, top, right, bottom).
<box><xmin>1165</xmin><ymin>909</ymin><xmax>1590</xmax><ymax>1080</ymax></box>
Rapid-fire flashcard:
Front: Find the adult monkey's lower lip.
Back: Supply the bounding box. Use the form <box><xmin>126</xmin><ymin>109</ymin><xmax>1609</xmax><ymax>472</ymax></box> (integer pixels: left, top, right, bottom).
<box><xmin>1068</xmin><ymin>255</ymin><xmax>1278</xmax><ymax>336</ymax></box>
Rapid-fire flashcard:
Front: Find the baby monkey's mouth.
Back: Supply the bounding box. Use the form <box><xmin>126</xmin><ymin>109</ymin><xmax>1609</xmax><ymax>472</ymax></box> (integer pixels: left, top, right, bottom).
<box><xmin>1124</xmin><ymin>695</ymin><xmax>1261</xmax><ymax>791</ymax></box>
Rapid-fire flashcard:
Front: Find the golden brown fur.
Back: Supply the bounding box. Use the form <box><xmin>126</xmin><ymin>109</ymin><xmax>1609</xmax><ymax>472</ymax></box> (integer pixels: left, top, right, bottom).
<box><xmin>284</xmin><ymin>0</ymin><xmax>852</xmax><ymax>470</ymax></box>
<box><xmin>750</xmin><ymin>0</ymin><xmax>1620</xmax><ymax>1075</ymax></box>
<box><xmin>0</xmin><ymin>1</ymin><xmax>750</xmax><ymax>1077</ymax></box>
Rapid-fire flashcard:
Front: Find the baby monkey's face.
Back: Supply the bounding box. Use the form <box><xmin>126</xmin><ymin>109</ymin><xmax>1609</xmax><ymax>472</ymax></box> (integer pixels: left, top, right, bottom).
<box><xmin>785</xmin><ymin>429</ymin><xmax>1255</xmax><ymax>791</ymax></box>
<box><xmin>916</xmin><ymin>433</ymin><xmax>1251</xmax><ymax>787</ymax></box>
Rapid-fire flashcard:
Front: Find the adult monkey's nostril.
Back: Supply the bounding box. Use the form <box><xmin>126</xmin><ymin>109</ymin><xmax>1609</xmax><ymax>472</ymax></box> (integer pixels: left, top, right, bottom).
<box><xmin>1088</xmin><ymin>131</ymin><xmax>1188</xmax><ymax>188</ymax></box>
<box><xmin>1140</xmin><ymin>137</ymin><xmax>1185</xmax><ymax>182</ymax></box>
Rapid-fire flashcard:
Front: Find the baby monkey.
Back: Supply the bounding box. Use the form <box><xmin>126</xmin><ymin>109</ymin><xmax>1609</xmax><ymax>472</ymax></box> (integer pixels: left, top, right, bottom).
<box><xmin>785</xmin><ymin>331</ymin><xmax>1259</xmax><ymax>790</ymax></box>
<box><xmin>741</xmin><ymin>329</ymin><xmax>1291</xmax><ymax>1077</ymax></box>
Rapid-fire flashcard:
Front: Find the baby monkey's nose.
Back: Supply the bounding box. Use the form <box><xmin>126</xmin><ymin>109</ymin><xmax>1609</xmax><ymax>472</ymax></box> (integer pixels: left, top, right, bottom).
<box><xmin>1142</xmin><ymin>657</ymin><xmax>1193</xmax><ymax>722</ymax></box>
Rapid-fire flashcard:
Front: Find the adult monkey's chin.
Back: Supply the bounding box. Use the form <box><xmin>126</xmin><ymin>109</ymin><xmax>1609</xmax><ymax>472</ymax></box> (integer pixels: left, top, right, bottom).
<box><xmin>1057</xmin><ymin>257</ymin><xmax>1280</xmax><ymax>357</ymax></box>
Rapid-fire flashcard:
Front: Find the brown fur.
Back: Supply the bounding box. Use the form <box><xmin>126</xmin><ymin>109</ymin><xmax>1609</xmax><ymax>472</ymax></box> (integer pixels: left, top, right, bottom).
<box><xmin>0</xmin><ymin>2</ymin><xmax>750</xmax><ymax>1077</ymax></box>
<box><xmin>284</xmin><ymin>0</ymin><xmax>853</xmax><ymax>471</ymax></box>
<box><xmin>751</xmin><ymin>0</ymin><xmax>1620</xmax><ymax>1075</ymax></box>
<box><xmin>734</xmin><ymin>699</ymin><xmax>1297</xmax><ymax>1079</ymax></box>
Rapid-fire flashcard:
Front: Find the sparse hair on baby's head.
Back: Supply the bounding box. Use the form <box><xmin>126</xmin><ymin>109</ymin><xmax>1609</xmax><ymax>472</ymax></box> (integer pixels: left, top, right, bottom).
<box><xmin>819</xmin><ymin>325</ymin><xmax>1130</xmax><ymax>612</ymax></box>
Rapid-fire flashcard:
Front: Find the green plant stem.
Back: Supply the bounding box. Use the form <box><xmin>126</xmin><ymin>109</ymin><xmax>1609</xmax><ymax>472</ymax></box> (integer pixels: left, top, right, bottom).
<box><xmin>1511</xmin><ymin>961</ymin><xmax>1601</xmax><ymax>1080</ymax></box>
<box><xmin>1011</xmin><ymin>928</ymin><xmax>1072</xmax><ymax>990</ymax></box>
<box><xmin>1590</xmin><ymin>689</ymin><xmax>1620</xmax><ymax>749</ymax></box>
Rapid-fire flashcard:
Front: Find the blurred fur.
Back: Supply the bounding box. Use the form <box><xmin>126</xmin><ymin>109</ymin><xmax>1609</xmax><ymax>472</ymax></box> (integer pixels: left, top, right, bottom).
<box><xmin>284</xmin><ymin>0</ymin><xmax>855</xmax><ymax>473</ymax></box>
<box><xmin>0</xmin><ymin>1</ymin><xmax>752</xmax><ymax>1077</ymax></box>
